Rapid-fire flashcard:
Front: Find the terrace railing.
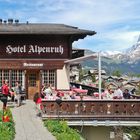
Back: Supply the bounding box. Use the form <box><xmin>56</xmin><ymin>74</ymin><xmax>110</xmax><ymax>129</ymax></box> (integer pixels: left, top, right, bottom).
<box><xmin>41</xmin><ymin>99</ymin><xmax>140</xmax><ymax>121</ymax></box>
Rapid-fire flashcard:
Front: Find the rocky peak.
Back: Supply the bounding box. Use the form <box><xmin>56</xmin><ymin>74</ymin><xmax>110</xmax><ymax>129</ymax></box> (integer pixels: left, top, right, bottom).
<box><xmin>101</xmin><ymin>35</ymin><xmax>140</xmax><ymax>63</ymax></box>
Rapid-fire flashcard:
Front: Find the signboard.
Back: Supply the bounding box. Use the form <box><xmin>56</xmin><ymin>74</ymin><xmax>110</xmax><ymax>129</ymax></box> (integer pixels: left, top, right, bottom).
<box><xmin>0</xmin><ymin>36</ymin><xmax>69</xmax><ymax>59</ymax></box>
<box><xmin>23</xmin><ymin>63</ymin><xmax>43</xmax><ymax>67</ymax></box>
<box><xmin>6</xmin><ymin>45</ymin><xmax>64</xmax><ymax>55</ymax></box>
<box><xmin>0</xmin><ymin>59</ymin><xmax>65</xmax><ymax>69</ymax></box>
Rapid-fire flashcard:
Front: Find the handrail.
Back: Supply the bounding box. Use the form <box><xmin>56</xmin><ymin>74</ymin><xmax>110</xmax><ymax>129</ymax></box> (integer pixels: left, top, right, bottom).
<box><xmin>41</xmin><ymin>99</ymin><xmax>140</xmax><ymax>121</ymax></box>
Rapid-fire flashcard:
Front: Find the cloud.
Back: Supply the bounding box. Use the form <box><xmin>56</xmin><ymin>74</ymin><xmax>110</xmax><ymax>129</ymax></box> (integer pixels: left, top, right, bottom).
<box><xmin>1</xmin><ymin>0</ymin><xmax>140</xmax><ymax>28</ymax></box>
<box><xmin>39</xmin><ymin>0</ymin><xmax>140</xmax><ymax>29</ymax></box>
<box><xmin>0</xmin><ymin>0</ymin><xmax>140</xmax><ymax>51</ymax></box>
<box><xmin>73</xmin><ymin>29</ymin><xmax>140</xmax><ymax>52</ymax></box>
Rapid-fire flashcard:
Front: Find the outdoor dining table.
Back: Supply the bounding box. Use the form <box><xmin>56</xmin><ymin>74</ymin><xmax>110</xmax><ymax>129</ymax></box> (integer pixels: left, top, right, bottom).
<box><xmin>72</xmin><ymin>88</ymin><xmax>88</xmax><ymax>95</ymax></box>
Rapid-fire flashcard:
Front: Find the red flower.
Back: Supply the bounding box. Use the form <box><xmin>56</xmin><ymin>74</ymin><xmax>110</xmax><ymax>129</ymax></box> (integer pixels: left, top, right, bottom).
<box><xmin>2</xmin><ymin>116</ymin><xmax>10</xmax><ymax>122</ymax></box>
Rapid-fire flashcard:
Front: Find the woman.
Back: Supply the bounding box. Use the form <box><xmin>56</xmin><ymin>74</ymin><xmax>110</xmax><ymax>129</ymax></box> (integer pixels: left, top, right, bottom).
<box><xmin>14</xmin><ymin>81</ymin><xmax>22</xmax><ymax>107</ymax></box>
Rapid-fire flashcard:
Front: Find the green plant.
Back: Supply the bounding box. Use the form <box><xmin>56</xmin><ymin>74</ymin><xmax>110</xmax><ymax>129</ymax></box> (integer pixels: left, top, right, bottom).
<box><xmin>123</xmin><ymin>126</ymin><xmax>140</xmax><ymax>140</ymax></box>
<box><xmin>0</xmin><ymin>109</ymin><xmax>15</xmax><ymax>140</ymax></box>
<box><xmin>44</xmin><ymin>120</ymin><xmax>81</xmax><ymax>140</ymax></box>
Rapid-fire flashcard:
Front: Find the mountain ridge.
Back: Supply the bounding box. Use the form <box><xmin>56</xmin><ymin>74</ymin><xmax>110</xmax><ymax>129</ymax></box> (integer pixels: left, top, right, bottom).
<box><xmin>82</xmin><ymin>36</ymin><xmax>140</xmax><ymax>74</ymax></box>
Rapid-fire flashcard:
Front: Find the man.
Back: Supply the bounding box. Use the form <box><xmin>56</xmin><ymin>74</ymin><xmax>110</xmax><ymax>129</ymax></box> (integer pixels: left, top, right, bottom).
<box><xmin>123</xmin><ymin>89</ymin><xmax>131</xmax><ymax>99</ymax></box>
<box><xmin>1</xmin><ymin>80</ymin><xmax>9</xmax><ymax>109</ymax></box>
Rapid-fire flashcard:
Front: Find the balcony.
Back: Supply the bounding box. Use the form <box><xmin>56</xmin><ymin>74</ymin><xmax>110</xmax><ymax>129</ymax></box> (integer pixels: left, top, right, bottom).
<box><xmin>41</xmin><ymin>99</ymin><xmax>140</xmax><ymax>123</ymax></box>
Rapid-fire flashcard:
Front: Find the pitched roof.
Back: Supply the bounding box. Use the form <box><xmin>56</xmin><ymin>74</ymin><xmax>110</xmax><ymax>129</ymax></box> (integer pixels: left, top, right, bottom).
<box><xmin>0</xmin><ymin>23</ymin><xmax>96</xmax><ymax>35</ymax></box>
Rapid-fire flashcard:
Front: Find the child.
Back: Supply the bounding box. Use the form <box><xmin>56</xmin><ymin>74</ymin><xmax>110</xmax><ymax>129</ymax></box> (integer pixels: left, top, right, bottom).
<box><xmin>33</xmin><ymin>92</ymin><xmax>42</xmax><ymax>117</ymax></box>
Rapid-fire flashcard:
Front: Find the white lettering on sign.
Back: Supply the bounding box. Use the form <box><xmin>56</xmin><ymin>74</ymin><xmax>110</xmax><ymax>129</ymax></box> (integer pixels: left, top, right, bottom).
<box><xmin>6</xmin><ymin>45</ymin><xmax>26</xmax><ymax>54</ymax></box>
<box><xmin>23</xmin><ymin>63</ymin><xmax>43</xmax><ymax>67</ymax></box>
<box><xmin>6</xmin><ymin>45</ymin><xmax>64</xmax><ymax>55</ymax></box>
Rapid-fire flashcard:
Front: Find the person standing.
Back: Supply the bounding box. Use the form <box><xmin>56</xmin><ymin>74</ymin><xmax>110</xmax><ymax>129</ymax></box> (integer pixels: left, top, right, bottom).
<box><xmin>14</xmin><ymin>81</ymin><xmax>22</xmax><ymax>107</ymax></box>
<box><xmin>1</xmin><ymin>79</ymin><xmax>9</xmax><ymax>109</ymax></box>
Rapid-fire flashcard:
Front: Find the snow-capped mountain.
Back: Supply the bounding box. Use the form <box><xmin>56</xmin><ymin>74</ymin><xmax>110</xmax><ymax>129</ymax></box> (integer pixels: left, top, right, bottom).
<box><xmin>82</xmin><ymin>36</ymin><xmax>140</xmax><ymax>74</ymax></box>
<box><xmin>125</xmin><ymin>36</ymin><xmax>140</xmax><ymax>62</ymax></box>
<box><xmin>101</xmin><ymin>51</ymin><xmax>124</xmax><ymax>60</ymax></box>
<box><xmin>101</xmin><ymin>51</ymin><xmax>122</xmax><ymax>58</ymax></box>
<box><xmin>101</xmin><ymin>35</ymin><xmax>140</xmax><ymax>63</ymax></box>
<box><xmin>101</xmin><ymin>51</ymin><xmax>122</xmax><ymax>57</ymax></box>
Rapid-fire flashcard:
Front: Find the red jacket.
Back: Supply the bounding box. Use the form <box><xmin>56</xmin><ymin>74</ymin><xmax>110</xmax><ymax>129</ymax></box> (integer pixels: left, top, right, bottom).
<box><xmin>2</xmin><ymin>84</ymin><xmax>9</xmax><ymax>95</ymax></box>
<box><xmin>36</xmin><ymin>97</ymin><xmax>42</xmax><ymax>104</ymax></box>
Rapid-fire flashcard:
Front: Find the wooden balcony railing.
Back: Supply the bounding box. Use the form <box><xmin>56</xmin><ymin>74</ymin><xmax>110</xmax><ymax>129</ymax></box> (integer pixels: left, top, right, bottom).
<box><xmin>41</xmin><ymin>99</ymin><xmax>140</xmax><ymax>121</ymax></box>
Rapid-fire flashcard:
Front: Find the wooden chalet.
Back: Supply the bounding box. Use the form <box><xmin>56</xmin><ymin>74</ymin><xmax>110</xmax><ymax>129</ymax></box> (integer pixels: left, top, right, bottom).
<box><xmin>0</xmin><ymin>19</ymin><xmax>96</xmax><ymax>99</ymax></box>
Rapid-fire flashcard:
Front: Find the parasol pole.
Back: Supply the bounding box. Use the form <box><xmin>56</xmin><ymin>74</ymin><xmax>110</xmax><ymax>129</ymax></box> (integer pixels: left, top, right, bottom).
<box><xmin>98</xmin><ymin>51</ymin><xmax>102</xmax><ymax>99</ymax></box>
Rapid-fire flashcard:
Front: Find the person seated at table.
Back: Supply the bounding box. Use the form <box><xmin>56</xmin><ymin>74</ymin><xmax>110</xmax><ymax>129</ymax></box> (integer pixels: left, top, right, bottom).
<box><xmin>101</xmin><ymin>88</ymin><xmax>108</xmax><ymax>99</ymax></box>
<box><xmin>69</xmin><ymin>91</ymin><xmax>75</xmax><ymax>99</ymax></box>
<box><xmin>56</xmin><ymin>91</ymin><xmax>61</xmax><ymax>99</ymax></box>
<box><xmin>49</xmin><ymin>83</ymin><xmax>55</xmax><ymax>91</ymax></box>
<box><xmin>113</xmin><ymin>86</ymin><xmax>123</xmax><ymax>99</ymax></box>
<box><xmin>62</xmin><ymin>92</ymin><xmax>71</xmax><ymax>100</ymax></box>
<box><xmin>106</xmin><ymin>89</ymin><xmax>114</xmax><ymax>99</ymax></box>
<box><xmin>55</xmin><ymin>90</ymin><xmax>65</xmax><ymax>100</ymax></box>
<box><xmin>41</xmin><ymin>83</ymin><xmax>53</xmax><ymax>97</ymax></box>
<box><xmin>123</xmin><ymin>89</ymin><xmax>131</xmax><ymax>99</ymax></box>
<box><xmin>41</xmin><ymin>83</ymin><xmax>47</xmax><ymax>98</ymax></box>
<box><xmin>48</xmin><ymin>93</ymin><xmax>54</xmax><ymax>100</ymax></box>
<box><xmin>70</xmin><ymin>84</ymin><xmax>76</xmax><ymax>90</ymax></box>
<box><xmin>44</xmin><ymin>84</ymin><xmax>53</xmax><ymax>95</ymax></box>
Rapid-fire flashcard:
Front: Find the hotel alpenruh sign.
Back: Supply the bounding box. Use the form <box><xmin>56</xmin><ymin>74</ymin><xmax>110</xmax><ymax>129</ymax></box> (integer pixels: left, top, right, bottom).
<box><xmin>0</xmin><ymin>36</ymin><xmax>69</xmax><ymax>59</ymax></box>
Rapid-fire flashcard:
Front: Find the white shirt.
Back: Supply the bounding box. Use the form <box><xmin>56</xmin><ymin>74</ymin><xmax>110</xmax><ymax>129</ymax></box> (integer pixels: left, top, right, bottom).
<box><xmin>43</xmin><ymin>88</ymin><xmax>52</xmax><ymax>95</ymax></box>
<box><xmin>113</xmin><ymin>88</ymin><xmax>123</xmax><ymax>99</ymax></box>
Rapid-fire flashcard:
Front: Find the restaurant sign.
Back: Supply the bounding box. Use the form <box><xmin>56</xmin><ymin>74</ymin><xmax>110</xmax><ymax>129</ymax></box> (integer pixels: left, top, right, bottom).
<box><xmin>23</xmin><ymin>63</ymin><xmax>43</xmax><ymax>67</ymax></box>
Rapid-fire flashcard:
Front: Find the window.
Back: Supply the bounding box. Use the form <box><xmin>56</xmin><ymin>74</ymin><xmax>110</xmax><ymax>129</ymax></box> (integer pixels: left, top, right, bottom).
<box><xmin>11</xmin><ymin>70</ymin><xmax>23</xmax><ymax>87</ymax></box>
<box><xmin>29</xmin><ymin>73</ymin><xmax>36</xmax><ymax>87</ymax></box>
<box><xmin>0</xmin><ymin>70</ymin><xmax>10</xmax><ymax>87</ymax></box>
<box><xmin>3</xmin><ymin>70</ymin><xmax>10</xmax><ymax>82</ymax></box>
<box><xmin>0</xmin><ymin>70</ymin><xmax>24</xmax><ymax>88</ymax></box>
<box><xmin>42</xmin><ymin>70</ymin><xmax>56</xmax><ymax>87</ymax></box>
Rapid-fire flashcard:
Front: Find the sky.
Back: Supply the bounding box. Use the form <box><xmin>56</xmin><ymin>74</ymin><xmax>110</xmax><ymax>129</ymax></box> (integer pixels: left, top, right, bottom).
<box><xmin>0</xmin><ymin>0</ymin><xmax>140</xmax><ymax>52</ymax></box>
